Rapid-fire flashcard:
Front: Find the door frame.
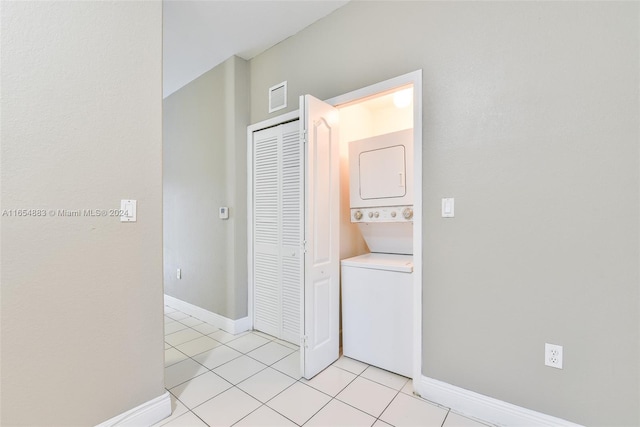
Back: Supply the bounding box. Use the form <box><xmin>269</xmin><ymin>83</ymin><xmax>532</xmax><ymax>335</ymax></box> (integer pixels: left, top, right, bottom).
<box><xmin>247</xmin><ymin>69</ymin><xmax>423</xmax><ymax>382</ymax></box>
<box><xmin>325</xmin><ymin>69</ymin><xmax>423</xmax><ymax>383</ymax></box>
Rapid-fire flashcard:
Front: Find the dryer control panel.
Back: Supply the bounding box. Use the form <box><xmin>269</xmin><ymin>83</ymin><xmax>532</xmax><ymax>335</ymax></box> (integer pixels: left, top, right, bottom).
<box><xmin>351</xmin><ymin>206</ymin><xmax>413</xmax><ymax>223</ymax></box>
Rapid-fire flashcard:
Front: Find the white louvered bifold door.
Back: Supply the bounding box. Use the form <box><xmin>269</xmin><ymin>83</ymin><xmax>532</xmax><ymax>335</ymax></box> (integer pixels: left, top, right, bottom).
<box><xmin>252</xmin><ymin>120</ymin><xmax>302</xmax><ymax>345</ymax></box>
<box><xmin>253</xmin><ymin>126</ymin><xmax>280</xmax><ymax>337</ymax></box>
<box><xmin>280</xmin><ymin>124</ymin><xmax>303</xmax><ymax>344</ymax></box>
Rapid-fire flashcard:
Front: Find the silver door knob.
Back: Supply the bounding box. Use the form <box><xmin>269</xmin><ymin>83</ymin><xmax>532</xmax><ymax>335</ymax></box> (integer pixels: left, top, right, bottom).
<box><xmin>402</xmin><ymin>208</ymin><xmax>413</xmax><ymax>219</ymax></box>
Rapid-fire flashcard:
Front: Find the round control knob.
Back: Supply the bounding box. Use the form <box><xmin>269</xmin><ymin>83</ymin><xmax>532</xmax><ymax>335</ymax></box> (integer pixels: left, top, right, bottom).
<box><xmin>354</xmin><ymin>210</ymin><xmax>363</xmax><ymax>220</ymax></box>
<box><xmin>402</xmin><ymin>207</ymin><xmax>414</xmax><ymax>220</ymax></box>
<box><xmin>374</xmin><ymin>212</ymin><xmax>379</xmax><ymax>218</ymax></box>
<box><xmin>391</xmin><ymin>211</ymin><xmax>397</xmax><ymax>218</ymax></box>
<box><xmin>368</xmin><ymin>212</ymin><xmax>374</xmax><ymax>218</ymax></box>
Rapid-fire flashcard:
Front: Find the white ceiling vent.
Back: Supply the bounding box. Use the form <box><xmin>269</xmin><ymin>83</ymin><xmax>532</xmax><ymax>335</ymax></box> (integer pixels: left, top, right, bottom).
<box><xmin>269</xmin><ymin>81</ymin><xmax>287</xmax><ymax>113</ymax></box>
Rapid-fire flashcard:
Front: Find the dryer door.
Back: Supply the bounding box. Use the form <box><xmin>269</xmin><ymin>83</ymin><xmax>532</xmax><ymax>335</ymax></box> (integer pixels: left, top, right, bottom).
<box><xmin>349</xmin><ymin>128</ymin><xmax>414</xmax><ymax>208</ymax></box>
<box><xmin>359</xmin><ymin>145</ymin><xmax>406</xmax><ymax>199</ymax></box>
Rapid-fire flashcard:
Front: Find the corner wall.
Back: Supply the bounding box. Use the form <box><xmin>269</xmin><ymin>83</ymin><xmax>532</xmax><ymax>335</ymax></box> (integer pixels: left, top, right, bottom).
<box><xmin>0</xmin><ymin>2</ymin><xmax>165</xmax><ymax>425</ymax></box>
<box><xmin>248</xmin><ymin>2</ymin><xmax>640</xmax><ymax>425</ymax></box>
<box><xmin>163</xmin><ymin>56</ymin><xmax>249</xmax><ymax>320</ymax></box>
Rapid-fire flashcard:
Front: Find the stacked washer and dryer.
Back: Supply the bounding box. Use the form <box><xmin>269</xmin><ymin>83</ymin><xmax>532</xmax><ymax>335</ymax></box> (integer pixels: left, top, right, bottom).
<box><xmin>341</xmin><ymin>128</ymin><xmax>414</xmax><ymax>378</ymax></box>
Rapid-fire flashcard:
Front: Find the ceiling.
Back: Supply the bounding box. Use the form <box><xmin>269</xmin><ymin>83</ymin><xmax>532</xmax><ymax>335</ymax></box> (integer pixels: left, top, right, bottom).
<box><xmin>163</xmin><ymin>1</ymin><xmax>349</xmax><ymax>98</ymax></box>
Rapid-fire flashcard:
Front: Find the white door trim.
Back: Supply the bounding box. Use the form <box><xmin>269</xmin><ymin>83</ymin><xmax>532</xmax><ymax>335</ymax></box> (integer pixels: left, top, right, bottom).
<box><xmin>247</xmin><ymin>70</ymin><xmax>423</xmax><ymax>383</ymax></box>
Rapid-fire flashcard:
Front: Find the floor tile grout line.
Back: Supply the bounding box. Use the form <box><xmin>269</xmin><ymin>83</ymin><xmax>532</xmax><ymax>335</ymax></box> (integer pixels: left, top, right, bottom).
<box><xmin>230</xmin><ymin>387</ymin><xmax>301</xmax><ymax>427</ymax></box>
<box><xmin>441</xmin><ymin>408</ymin><xmax>452</xmax><ymax>427</ymax></box>
<box><xmin>296</xmin><ymin>393</ymin><xmax>333</xmax><ymax>426</ymax></box>
<box><xmin>168</xmin><ymin>306</ymin><xmax>419</xmax><ymax>427</ymax></box>
<box><xmin>318</xmin><ymin>389</ymin><xmax>386</xmax><ymax>425</ymax></box>
<box><xmin>165</xmin><ymin>367</ymin><xmax>212</xmax><ymax>392</ymax></box>
<box><xmin>165</xmin><ymin>311</ymin><xmax>475</xmax><ymax>427</ymax></box>
<box><xmin>243</xmin><ymin>345</ymin><xmax>297</xmax><ymax>367</ymax></box>
<box><xmin>285</xmin><ymin>366</ymin><xmax>376</xmax><ymax>425</ymax></box>
<box><xmin>300</xmin><ymin>365</ymin><xmax>360</xmax><ymax>400</ymax></box>
<box><xmin>192</xmin><ymin>344</ymin><xmax>245</xmax><ymax>370</ymax></box>
<box><xmin>189</xmin><ymin>410</ymin><xmax>210</xmax><ymax>427</ymax></box>
<box><xmin>182</xmin><ymin>335</ymin><xmax>293</xmax><ymax>385</ymax></box>
<box><xmin>330</xmin><ymin>360</ymin><xmax>369</xmax><ymax>376</ymax></box>
<box><xmin>164</xmin><ymin>308</ymin><xmax>296</xmax><ymax>422</ymax></box>
<box><xmin>165</xmin><ymin>325</ymin><xmax>264</xmax><ymax>354</ymax></box>
<box><xmin>173</xmin><ymin>373</ymin><xmax>235</xmax><ymax>414</ymax></box>
<box><xmin>374</xmin><ymin>387</ymin><xmax>403</xmax><ymax>426</ymax></box>
<box><xmin>226</xmin><ymin>336</ymin><xmax>278</xmax><ymax>355</ymax></box>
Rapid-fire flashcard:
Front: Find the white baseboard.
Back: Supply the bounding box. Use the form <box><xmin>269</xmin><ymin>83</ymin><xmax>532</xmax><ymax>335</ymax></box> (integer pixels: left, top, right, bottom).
<box><xmin>95</xmin><ymin>391</ymin><xmax>171</xmax><ymax>427</ymax></box>
<box><xmin>415</xmin><ymin>376</ymin><xmax>583</xmax><ymax>427</ymax></box>
<box><xmin>164</xmin><ymin>294</ymin><xmax>251</xmax><ymax>334</ymax></box>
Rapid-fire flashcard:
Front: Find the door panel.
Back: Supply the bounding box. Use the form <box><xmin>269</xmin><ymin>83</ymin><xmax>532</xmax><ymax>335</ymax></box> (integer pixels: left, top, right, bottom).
<box><xmin>280</xmin><ymin>124</ymin><xmax>303</xmax><ymax>344</ymax></box>
<box><xmin>313</xmin><ymin>278</ymin><xmax>331</xmax><ymax>346</ymax></box>
<box><xmin>359</xmin><ymin>145</ymin><xmax>406</xmax><ymax>199</ymax></box>
<box><xmin>301</xmin><ymin>95</ymin><xmax>340</xmax><ymax>379</ymax></box>
<box><xmin>252</xmin><ymin>121</ymin><xmax>302</xmax><ymax>344</ymax></box>
<box><xmin>253</xmin><ymin>127</ymin><xmax>281</xmax><ymax>337</ymax></box>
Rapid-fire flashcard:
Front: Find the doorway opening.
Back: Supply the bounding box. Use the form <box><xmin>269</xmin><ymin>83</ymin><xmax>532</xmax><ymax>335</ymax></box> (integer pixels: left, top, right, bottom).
<box><xmin>247</xmin><ymin>70</ymin><xmax>422</xmax><ymax>381</ymax></box>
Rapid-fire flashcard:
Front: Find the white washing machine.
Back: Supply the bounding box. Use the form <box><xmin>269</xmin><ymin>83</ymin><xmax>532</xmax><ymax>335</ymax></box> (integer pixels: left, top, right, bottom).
<box><xmin>341</xmin><ymin>128</ymin><xmax>414</xmax><ymax>377</ymax></box>
<box><xmin>341</xmin><ymin>253</ymin><xmax>413</xmax><ymax>377</ymax></box>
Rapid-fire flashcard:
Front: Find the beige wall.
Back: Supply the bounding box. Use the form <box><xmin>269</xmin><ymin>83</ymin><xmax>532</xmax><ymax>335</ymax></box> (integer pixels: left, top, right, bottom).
<box><xmin>163</xmin><ymin>56</ymin><xmax>249</xmax><ymax>319</ymax></box>
<box><xmin>249</xmin><ymin>2</ymin><xmax>639</xmax><ymax>425</ymax></box>
<box><xmin>0</xmin><ymin>1</ymin><xmax>165</xmax><ymax>425</ymax></box>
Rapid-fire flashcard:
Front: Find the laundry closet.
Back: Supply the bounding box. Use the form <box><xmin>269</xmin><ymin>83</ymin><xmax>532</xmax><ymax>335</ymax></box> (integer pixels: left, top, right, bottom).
<box><xmin>339</xmin><ymin>87</ymin><xmax>414</xmax><ymax>378</ymax></box>
<box><xmin>248</xmin><ymin>72</ymin><xmax>421</xmax><ymax>380</ymax></box>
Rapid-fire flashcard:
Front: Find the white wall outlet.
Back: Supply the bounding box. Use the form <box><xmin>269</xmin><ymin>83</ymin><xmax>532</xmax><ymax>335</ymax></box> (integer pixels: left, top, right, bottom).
<box><xmin>177</xmin><ymin>268</ymin><xmax>181</xmax><ymax>279</ymax></box>
<box><xmin>545</xmin><ymin>343</ymin><xmax>563</xmax><ymax>369</ymax></box>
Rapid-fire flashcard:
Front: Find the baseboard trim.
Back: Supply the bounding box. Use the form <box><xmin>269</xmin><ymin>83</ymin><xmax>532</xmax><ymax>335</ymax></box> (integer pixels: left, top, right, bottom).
<box><xmin>164</xmin><ymin>294</ymin><xmax>251</xmax><ymax>334</ymax></box>
<box><xmin>415</xmin><ymin>376</ymin><xmax>583</xmax><ymax>427</ymax></box>
<box><xmin>95</xmin><ymin>391</ymin><xmax>171</xmax><ymax>427</ymax></box>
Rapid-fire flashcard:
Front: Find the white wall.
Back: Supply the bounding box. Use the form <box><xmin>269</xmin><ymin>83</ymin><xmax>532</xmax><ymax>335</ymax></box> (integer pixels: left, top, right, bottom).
<box><xmin>249</xmin><ymin>2</ymin><xmax>640</xmax><ymax>425</ymax></box>
<box><xmin>0</xmin><ymin>2</ymin><xmax>165</xmax><ymax>425</ymax></box>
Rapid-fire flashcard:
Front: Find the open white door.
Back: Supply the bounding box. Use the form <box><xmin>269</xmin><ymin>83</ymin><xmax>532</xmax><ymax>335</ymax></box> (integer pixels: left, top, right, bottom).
<box><xmin>300</xmin><ymin>95</ymin><xmax>340</xmax><ymax>379</ymax></box>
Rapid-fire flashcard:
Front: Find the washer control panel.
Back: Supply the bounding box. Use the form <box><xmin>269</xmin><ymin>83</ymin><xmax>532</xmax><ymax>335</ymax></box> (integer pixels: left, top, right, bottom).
<box><xmin>351</xmin><ymin>206</ymin><xmax>414</xmax><ymax>223</ymax></box>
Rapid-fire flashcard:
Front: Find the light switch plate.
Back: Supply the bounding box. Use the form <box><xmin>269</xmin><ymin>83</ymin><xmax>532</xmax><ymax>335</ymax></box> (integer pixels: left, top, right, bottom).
<box><xmin>219</xmin><ymin>206</ymin><xmax>229</xmax><ymax>220</ymax></box>
<box><xmin>442</xmin><ymin>198</ymin><xmax>454</xmax><ymax>218</ymax></box>
<box><xmin>121</xmin><ymin>199</ymin><xmax>136</xmax><ymax>222</ymax></box>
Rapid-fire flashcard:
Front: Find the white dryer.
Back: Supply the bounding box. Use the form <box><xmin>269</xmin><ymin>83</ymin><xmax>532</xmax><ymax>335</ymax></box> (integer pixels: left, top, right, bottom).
<box><xmin>348</xmin><ymin>128</ymin><xmax>414</xmax><ymax>255</ymax></box>
<box><xmin>349</xmin><ymin>128</ymin><xmax>413</xmax><ymax>210</ymax></box>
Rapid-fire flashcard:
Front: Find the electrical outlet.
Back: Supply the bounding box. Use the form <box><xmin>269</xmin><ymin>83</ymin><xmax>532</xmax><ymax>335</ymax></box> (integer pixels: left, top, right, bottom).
<box><xmin>177</xmin><ymin>268</ymin><xmax>181</xmax><ymax>280</ymax></box>
<box><xmin>545</xmin><ymin>343</ymin><xmax>563</xmax><ymax>369</ymax></box>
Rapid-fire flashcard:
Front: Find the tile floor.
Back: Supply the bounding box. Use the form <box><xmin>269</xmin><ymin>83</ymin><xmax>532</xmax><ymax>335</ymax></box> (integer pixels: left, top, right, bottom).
<box><xmin>159</xmin><ymin>305</ymin><xmax>493</xmax><ymax>427</ymax></box>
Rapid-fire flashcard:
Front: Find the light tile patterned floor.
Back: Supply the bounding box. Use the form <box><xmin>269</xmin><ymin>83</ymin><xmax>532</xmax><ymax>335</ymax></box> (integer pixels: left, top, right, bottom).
<box><xmin>158</xmin><ymin>305</ymin><xmax>494</xmax><ymax>427</ymax></box>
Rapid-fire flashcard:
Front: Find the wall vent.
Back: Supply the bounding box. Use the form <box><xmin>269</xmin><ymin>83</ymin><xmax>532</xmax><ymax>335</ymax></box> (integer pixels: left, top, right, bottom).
<box><xmin>269</xmin><ymin>81</ymin><xmax>287</xmax><ymax>113</ymax></box>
